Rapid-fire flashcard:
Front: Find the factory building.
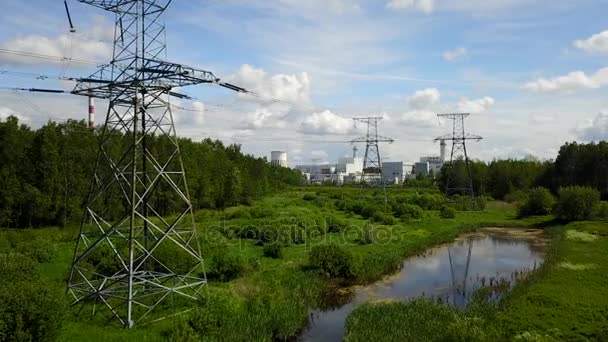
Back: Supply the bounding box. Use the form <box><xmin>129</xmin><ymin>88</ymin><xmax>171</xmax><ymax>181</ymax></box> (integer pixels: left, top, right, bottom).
<box><xmin>295</xmin><ymin>147</ymin><xmax>364</xmax><ymax>184</ymax></box>
<box><xmin>270</xmin><ymin>151</ymin><xmax>288</xmax><ymax>167</ymax></box>
<box><xmin>382</xmin><ymin>162</ymin><xmax>405</xmax><ymax>184</ymax></box>
<box><xmin>414</xmin><ymin>139</ymin><xmax>446</xmax><ymax>177</ymax></box>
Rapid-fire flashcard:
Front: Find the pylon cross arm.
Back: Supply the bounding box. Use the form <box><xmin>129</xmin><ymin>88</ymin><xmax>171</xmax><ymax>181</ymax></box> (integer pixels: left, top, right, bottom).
<box><xmin>72</xmin><ymin>60</ymin><xmax>219</xmax><ymax>99</ymax></box>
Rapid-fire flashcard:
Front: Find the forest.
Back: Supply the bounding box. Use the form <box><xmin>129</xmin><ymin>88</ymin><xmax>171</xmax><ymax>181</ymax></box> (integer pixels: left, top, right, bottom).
<box><xmin>0</xmin><ymin>116</ymin><xmax>302</xmax><ymax>228</ymax></box>
<box><xmin>437</xmin><ymin>141</ymin><xmax>608</xmax><ymax>201</ymax></box>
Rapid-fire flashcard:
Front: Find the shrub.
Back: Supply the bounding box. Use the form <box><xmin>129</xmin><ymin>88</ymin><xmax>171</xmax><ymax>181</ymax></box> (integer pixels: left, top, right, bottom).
<box><xmin>263</xmin><ymin>243</ymin><xmax>283</xmax><ymax>259</ymax></box>
<box><xmin>505</xmin><ymin>190</ymin><xmax>528</xmax><ymax>204</ymax></box>
<box><xmin>0</xmin><ymin>281</ymin><xmax>67</xmax><ymax>342</ymax></box>
<box><xmin>518</xmin><ymin>187</ymin><xmax>555</xmax><ymax>217</ymax></box>
<box><xmin>14</xmin><ymin>238</ymin><xmax>56</xmax><ymax>263</ymax></box>
<box><xmin>309</xmin><ymin>243</ymin><xmax>354</xmax><ymax>278</ymax></box>
<box><xmin>0</xmin><ymin>253</ymin><xmax>39</xmax><ymax>285</ymax></box>
<box><xmin>371</xmin><ymin>212</ymin><xmax>396</xmax><ymax>225</ymax></box>
<box><xmin>302</xmin><ymin>194</ymin><xmax>316</xmax><ymax>201</ymax></box>
<box><xmin>327</xmin><ymin>216</ymin><xmax>348</xmax><ymax>233</ymax></box>
<box><xmin>414</xmin><ymin>193</ymin><xmax>444</xmax><ymax>210</ymax></box>
<box><xmin>394</xmin><ymin>204</ymin><xmax>423</xmax><ymax>220</ymax></box>
<box><xmin>594</xmin><ymin>201</ymin><xmax>608</xmax><ymax>220</ymax></box>
<box><xmin>440</xmin><ymin>205</ymin><xmax>457</xmax><ymax>219</ymax></box>
<box><xmin>555</xmin><ymin>186</ymin><xmax>600</xmax><ymax>221</ymax></box>
<box><xmin>356</xmin><ymin>223</ymin><xmax>375</xmax><ymax>245</ymax></box>
<box><xmin>210</xmin><ymin>252</ymin><xmax>245</xmax><ymax>281</ymax></box>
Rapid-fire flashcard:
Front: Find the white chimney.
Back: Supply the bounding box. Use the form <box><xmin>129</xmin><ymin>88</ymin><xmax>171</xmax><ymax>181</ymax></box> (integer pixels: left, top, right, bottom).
<box><xmin>440</xmin><ymin>139</ymin><xmax>447</xmax><ymax>162</ymax></box>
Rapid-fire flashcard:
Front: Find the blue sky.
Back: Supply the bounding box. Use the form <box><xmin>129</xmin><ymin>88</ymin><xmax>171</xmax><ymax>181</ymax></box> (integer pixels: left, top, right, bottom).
<box><xmin>1</xmin><ymin>0</ymin><xmax>608</xmax><ymax>165</ymax></box>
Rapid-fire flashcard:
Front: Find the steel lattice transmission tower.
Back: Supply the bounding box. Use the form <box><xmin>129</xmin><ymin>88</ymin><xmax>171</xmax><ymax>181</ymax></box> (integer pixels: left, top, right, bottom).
<box><xmin>434</xmin><ymin>113</ymin><xmax>482</xmax><ymax>199</ymax></box>
<box><xmin>351</xmin><ymin>117</ymin><xmax>394</xmax><ymax>203</ymax></box>
<box><xmin>66</xmin><ymin>0</ymin><xmax>227</xmax><ymax>328</ymax></box>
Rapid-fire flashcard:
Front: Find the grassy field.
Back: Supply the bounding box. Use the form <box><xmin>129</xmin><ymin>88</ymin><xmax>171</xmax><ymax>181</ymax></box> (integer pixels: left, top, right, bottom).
<box><xmin>344</xmin><ymin>220</ymin><xmax>608</xmax><ymax>341</ymax></box>
<box><xmin>0</xmin><ymin>187</ymin><xmax>562</xmax><ymax>341</ymax></box>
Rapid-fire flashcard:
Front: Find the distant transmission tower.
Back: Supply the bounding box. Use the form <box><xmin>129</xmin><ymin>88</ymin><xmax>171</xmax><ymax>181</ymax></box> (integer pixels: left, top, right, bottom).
<box><xmin>351</xmin><ymin>117</ymin><xmax>394</xmax><ymax>203</ymax></box>
<box><xmin>434</xmin><ymin>113</ymin><xmax>482</xmax><ymax>199</ymax></box>
<box><xmin>66</xmin><ymin>0</ymin><xmax>240</xmax><ymax>328</ymax></box>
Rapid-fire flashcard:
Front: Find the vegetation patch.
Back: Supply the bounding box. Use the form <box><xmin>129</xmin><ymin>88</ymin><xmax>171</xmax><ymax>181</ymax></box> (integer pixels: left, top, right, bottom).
<box><xmin>565</xmin><ymin>229</ymin><xmax>598</xmax><ymax>242</ymax></box>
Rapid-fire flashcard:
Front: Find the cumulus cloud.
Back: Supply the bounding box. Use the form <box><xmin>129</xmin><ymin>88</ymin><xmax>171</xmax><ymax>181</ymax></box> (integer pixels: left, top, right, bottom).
<box><xmin>0</xmin><ymin>16</ymin><xmax>112</xmax><ymax>66</ymax></box>
<box><xmin>574</xmin><ymin>30</ymin><xmax>608</xmax><ymax>54</ymax></box>
<box><xmin>408</xmin><ymin>88</ymin><xmax>440</xmax><ymax>109</ymax></box>
<box><xmin>522</xmin><ymin>68</ymin><xmax>608</xmax><ymax>93</ymax></box>
<box><xmin>400</xmin><ymin>110</ymin><xmax>438</xmax><ymax>128</ymax></box>
<box><xmin>385</xmin><ymin>0</ymin><xmax>434</xmax><ymax>13</ymax></box>
<box><xmin>575</xmin><ymin>111</ymin><xmax>608</xmax><ymax>141</ymax></box>
<box><xmin>443</xmin><ymin>47</ymin><xmax>467</xmax><ymax>62</ymax></box>
<box><xmin>239</xmin><ymin>108</ymin><xmax>288</xmax><ymax>130</ymax></box>
<box><xmin>0</xmin><ymin>106</ymin><xmax>29</xmax><ymax>123</ymax></box>
<box><xmin>458</xmin><ymin>97</ymin><xmax>495</xmax><ymax>113</ymax></box>
<box><xmin>230</xmin><ymin>64</ymin><xmax>311</xmax><ymax>104</ymax></box>
<box><xmin>298</xmin><ymin>110</ymin><xmax>355</xmax><ymax>135</ymax></box>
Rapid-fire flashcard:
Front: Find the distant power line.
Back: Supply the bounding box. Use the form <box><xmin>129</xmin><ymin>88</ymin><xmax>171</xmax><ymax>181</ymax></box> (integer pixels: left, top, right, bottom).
<box><xmin>0</xmin><ymin>48</ymin><xmax>101</xmax><ymax>66</ymax></box>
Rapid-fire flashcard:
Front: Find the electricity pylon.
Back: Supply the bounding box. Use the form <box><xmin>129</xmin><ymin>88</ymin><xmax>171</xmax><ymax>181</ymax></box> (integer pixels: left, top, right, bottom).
<box><xmin>66</xmin><ymin>0</ymin><xmax>232</xmax><ymax>328</ymax></box>
<box><xmin>434</xmin><ymin>113</ymin><xmax>482</xmax><ymax>200</ymax></box>
<box><xmin>351</xmin><ymin>117</ymin><xmax>394</xmax><ymax>204</ymax></box>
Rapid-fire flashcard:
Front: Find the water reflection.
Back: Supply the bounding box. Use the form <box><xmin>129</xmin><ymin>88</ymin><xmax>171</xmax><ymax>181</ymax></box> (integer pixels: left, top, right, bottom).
<box><xmin>298</xmin><ymin>229</ymin><xmax>547</xmax><ymax>342</ymax></box>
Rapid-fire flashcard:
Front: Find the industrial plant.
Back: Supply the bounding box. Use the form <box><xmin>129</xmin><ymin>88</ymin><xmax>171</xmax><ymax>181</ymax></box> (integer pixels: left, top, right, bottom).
<box><xmin>282</xmin><ymin>139</ymin><xmax>448</xmax><ymax>185</ymax></box>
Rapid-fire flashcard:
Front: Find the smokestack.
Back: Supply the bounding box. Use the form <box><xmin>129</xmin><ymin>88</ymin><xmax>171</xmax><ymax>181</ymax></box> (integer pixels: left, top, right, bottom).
<box><xmin>88</xmin><ymin>96</ymin><xmax>95</xmax><ymax>129</ymax></box>
<box><xmin>440</xmin><ymin>139</ymin><xmax>446</xmax><ymax>162</ymax></box>
<box><xmin>353</xmin><ymin>146</ymin><xmax>358</xmax><ymax>159</ymax></box>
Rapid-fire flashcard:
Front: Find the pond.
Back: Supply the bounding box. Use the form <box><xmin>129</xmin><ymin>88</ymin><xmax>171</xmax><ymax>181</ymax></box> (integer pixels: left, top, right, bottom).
<box><xmin>298</xmin><ymin>228</ymin><xmax>548</xmax><ymax>342</ymax></box>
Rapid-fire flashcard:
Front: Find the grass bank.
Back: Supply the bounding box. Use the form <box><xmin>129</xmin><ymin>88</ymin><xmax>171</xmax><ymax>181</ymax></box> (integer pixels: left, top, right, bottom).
<box><xmin>344</xmin><ymin>220</ymin><xmax>608</xmax><ymax>341</ymax></box>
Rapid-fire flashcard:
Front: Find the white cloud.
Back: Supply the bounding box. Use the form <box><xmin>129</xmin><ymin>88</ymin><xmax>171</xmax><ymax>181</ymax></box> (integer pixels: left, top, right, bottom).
<box><xmin>0</xmin><ymin>106</ymin><xmax>29</xmax><ymax>123</ymax></box>
<box><xmin>523</xmin><ymin>68</ymin><xmax>608</xmax><ymax>93</ymax></box>
<box><xmin>408</xmin><ymin>88</ymin><xmax>441</xmax><ymax>109</ymax></box>
<box><xmin>0</xmin><ymin>16</ymin><xmax>112</xmax><ymax>66</ymax></box>
<box><xmin>574</xmin><ymin>30</ymin><xmax>608</xmax><ymax>54</ymax></box>
<box><xmin>458</xmin><ymin>97</ymin><xmax>495</xmax><ymax>113</ymax></box>
<box><xmin>386</xmin><ymin>0</ymin><xmax>434</xmax><ymax>13</ymax></box>
<box><xmin>443</xmin><ymin>47</ymin><xmax>467</xmax><ymax>62</ymax></box>
<box><xmin>400</xmin><ymin>110</ymin><xmax>438</xmax><ymax>128</ymax></box>
<box><xmin>239</xmin><ymin>108</ymin><xmax>288</xmax><ymax>130</ymax></box>
<box><xmin>230</xmin><ymin>64</ymin><xmax>311</xmax><ymax>104</ymax></box>
<box><xmin>299</xmin><ymin>110</ymin><xmax>355</xmax><ymax>135</ymax></box>
<box><xmin>575</xmin><ymin>111</ymin><xmax>608</xmax><ymax>141</ymax></box>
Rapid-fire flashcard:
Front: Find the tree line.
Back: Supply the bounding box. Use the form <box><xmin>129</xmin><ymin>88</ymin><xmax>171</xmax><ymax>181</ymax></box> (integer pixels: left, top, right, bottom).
<box><xmin>0</xmin><ymin>116</ymin><xmax>302</xmax><ymax>228</ymax></box>
<box><xmin>438</xmin><ymin>141</ymin><xmax>608</xmax><ymax>200</ymax></box>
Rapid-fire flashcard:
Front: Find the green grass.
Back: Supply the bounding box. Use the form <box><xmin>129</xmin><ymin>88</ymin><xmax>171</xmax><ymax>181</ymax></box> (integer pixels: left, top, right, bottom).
<box><xmin>0</xmin><ymin>187</ymin><xmax>555</xmax><ymax>341</ymax></box>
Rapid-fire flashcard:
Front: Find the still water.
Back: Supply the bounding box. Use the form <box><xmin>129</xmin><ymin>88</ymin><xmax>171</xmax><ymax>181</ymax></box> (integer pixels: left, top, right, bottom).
<box><xmin>298</xmin><ymin>228</ymin><xmax>548</xmax><ymax>342</ymax></box>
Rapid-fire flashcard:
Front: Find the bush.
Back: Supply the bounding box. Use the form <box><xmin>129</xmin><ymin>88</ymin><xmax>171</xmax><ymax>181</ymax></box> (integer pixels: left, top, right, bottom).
<box><xmin>505</xmin><ymin>190</ymin><xmax>528</xmax><ymax>204</ymax></box>
<box><xmin>440</xmin><ymin>205</ymin><xmax>457</xmax><ymax>219</ymax></box>
<box><xmin>414</xmin><ymin>193</ymin><xmax>444</xmax><ymax>210</ymax></box>
<box><xmin>356</xmin><ymin>223</ymin><xmax>375</xmax><ymax>245</ymax></box>
<box><xmin>309</xmin><ymin>243</ymin><xmax>354</xmax><ymax>278</ymax></box>
<box><xmin>263</xmin><ymin>243</ymin><xmax>283</xmax><ymax>259</ymax></box>
<box><xmin>0</xmin><ymin>281</ymin><xmax>67</xmax><ymax>342</ymax></box>
<box><xmin>327</xmin><ymin>216</ymin><xmax>348</xmax><ymax>233</ymax></box>
<box><xmin>302</xmin><ymin>194</ymin><xmax>316</xmax><ymax>201</ymax></box>
<box><xmin>14</xmin><ymin>238</ymin><xmax>56</xmax><ymax>263</ymax></box>
<box><xmin>518</xmin><ymin>187</ymin><xmax>555</xmax><ymax>217</ymax></box>
<box><xmin>371</xmin><ymin>212</ymin><xmax>396</xmax><ymax>225</ymax></box>
<box><xmin>594</xmin><ymin>201</ymin><xmax>608</xmax><ymax>220</ymax></box>
<box><xmin>210</xmin><ymin>252</ymin><xmax>245</xmax><ymax>281</ymax></box>
<box><xmin>394</xmin><ymin>204</ymin><xmax>423</xmax><ymax>220</ymax></box>
<box><xmin>0</xmin><ymin>253</ymin><xmax>39</xmax><ymax>284</ymax></box>
<box><xmin>555</xmin><ymin>186</ymin><xmax>600</xmax><ymax>221</ymax></box>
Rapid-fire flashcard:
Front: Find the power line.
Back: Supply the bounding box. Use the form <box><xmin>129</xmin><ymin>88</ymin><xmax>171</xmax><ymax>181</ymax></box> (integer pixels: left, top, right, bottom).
<box><xmin>0</xmin><ymin>48</ymin><xmax>100</xmax><ymax>66</ymax></box>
